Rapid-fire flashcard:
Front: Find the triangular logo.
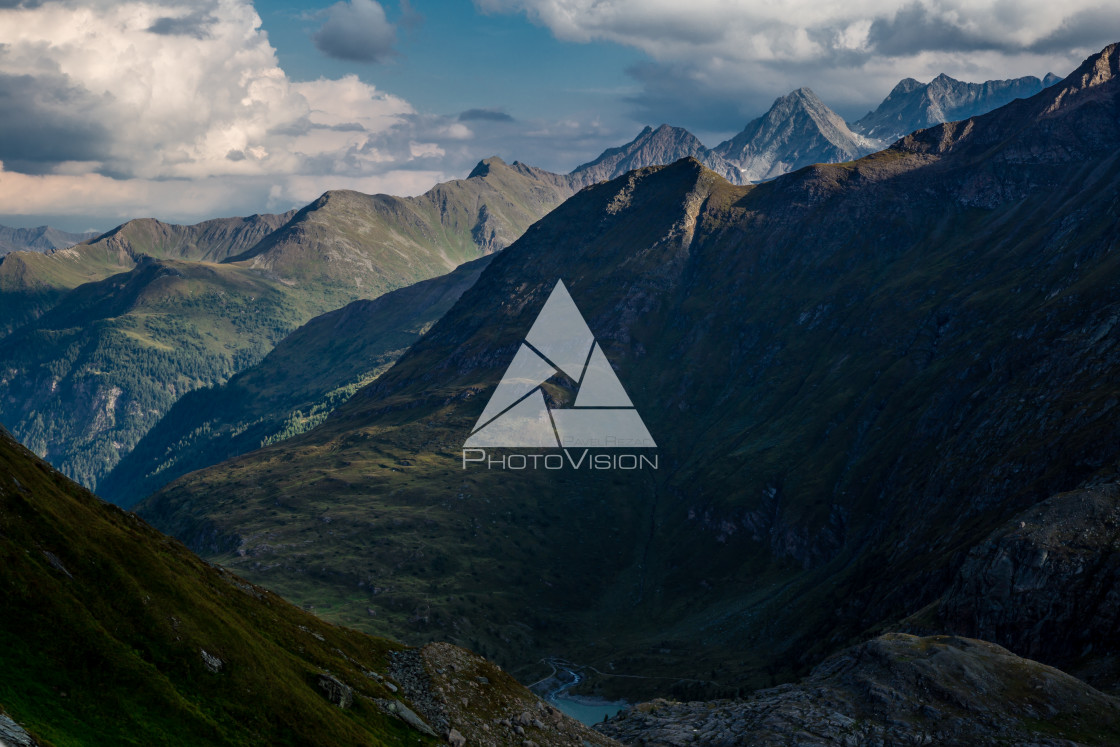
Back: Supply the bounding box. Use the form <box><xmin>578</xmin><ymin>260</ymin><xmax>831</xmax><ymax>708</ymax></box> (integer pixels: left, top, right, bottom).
<box><xmin>464</xmin><ymin>280</ymin><xmax>656</xmax><ymax>449</ymax></box>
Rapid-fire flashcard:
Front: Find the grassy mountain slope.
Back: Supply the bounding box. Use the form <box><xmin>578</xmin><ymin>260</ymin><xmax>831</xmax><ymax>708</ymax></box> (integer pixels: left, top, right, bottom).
<box><xmin>0</xmin><ymin>424</ymin><xmax>612</xmax><ymax>747</ymax></box>
<box><xmin>0</xmin><ymin>213</ymin><xmax>293</xmax><ymax>337</ymax></box>
<box><xmin>0</xmin><ymin>159</ymin><xmax>576</xmax><ymax>493</ymax></box>
<box><xmin>225</xmin><ymin>158</ymin><xmax>574</xmax><ymax>311</ymax></box>
<box><xmin>137</xmin><ymin>44</ymin><xmax>1120</xmax><ymax>698</ymax></box>
<box><xmin>100</xmin><ymin>256</ymin><xmax>492</xmax><ymax>508</ymax></box>
<box><xmin>86</xmin><ymin>213</ymin><xmax>299</xmax><ymax>263</ymax></box>
<box><xmin>0</xmin><ymin>258</ymin><xmax>311</xmax><ymax>490</ymax></box>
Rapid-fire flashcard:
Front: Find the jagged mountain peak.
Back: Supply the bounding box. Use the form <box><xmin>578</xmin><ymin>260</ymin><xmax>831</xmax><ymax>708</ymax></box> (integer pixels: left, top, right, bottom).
<box><xmin>1061</xmin><ymin>41</ymin><xmax>1119</xmax><ymax>93</ymax></box>
<box><xmin>713</xmin><ymin>86</ymin><xmax>877</xmax><ymax>182</ymax></box>
<box><xmin>892</xmin><ymin>44</ymin><xmax>1120</xmax><ymax>159</ymax></box>
<box><xmin>568</xmin><ymin>123</ymin><xmax>742</xmax><ymax>187</ymax></box>
<box><xmin>854</xmin><ymin>68</ymin><xmax>1062</xmax><ymax>142</ymax></box>
<box><xmin>466</xmin><ymin>155</ymin><xmax>509</xmax><ymax>178</ymax></box>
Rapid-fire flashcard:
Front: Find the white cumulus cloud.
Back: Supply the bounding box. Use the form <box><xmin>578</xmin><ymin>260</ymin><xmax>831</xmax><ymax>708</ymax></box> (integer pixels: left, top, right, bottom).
<box><xmin>0</xmin><ymin>0</ymin><xmax>450</xmax><ymax>224</ymax></box>
<box><xmin>478</xmin><ymin>0</ymin><xmax>1120</xmax><ymax>125</ymax></box>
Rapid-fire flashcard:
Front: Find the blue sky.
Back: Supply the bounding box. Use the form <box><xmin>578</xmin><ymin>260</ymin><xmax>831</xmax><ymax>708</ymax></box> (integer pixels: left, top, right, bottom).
<box><xmin>0</xmin><ymin>0</ymin><xmax>1116</xmax><ymax>232</ymax></box>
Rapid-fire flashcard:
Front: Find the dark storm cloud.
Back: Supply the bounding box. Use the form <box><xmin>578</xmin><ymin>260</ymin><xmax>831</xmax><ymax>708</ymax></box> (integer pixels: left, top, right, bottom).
<box><xmin>313</xmin><ymin>0</ymin><xmax>397</xmax><ymax>63</ymax></box>
<box><xmin>1026</xmin><ymin>8</ymin><xmax>1120</xmax><ymax>54</ymax></box>
<box><xmin>867</xmin><ymin>2</ymin><xmax>1007</xmax><ymax>55</ymax></box>
<box><xmin>147</xmin><ymin>12</ymin><xmax>218</xmax><ymax>39</ymax></box>
<box><xmin>458</xmin><ymin>108</ymin><xmax>514</xmax><ymax>122</ymax></box>
<box><xmin>0</xmin><ymin>72</ymin><xmax>111</xmax><ymax>174</ymax></box>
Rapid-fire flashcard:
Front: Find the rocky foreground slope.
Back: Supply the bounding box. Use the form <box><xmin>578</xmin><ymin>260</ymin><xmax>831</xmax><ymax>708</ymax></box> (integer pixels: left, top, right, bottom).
<box><xmin>596</xmin><ymin>634</ymin><xmax>1120</xmax><ymax>746</ymax></box>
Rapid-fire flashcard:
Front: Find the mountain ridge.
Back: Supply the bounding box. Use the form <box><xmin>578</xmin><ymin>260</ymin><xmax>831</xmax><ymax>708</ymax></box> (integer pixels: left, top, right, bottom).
<box><xmin>854</xmin><ymin>71</ymin><xmax>1061</xmax><ymax>141</ymax></box>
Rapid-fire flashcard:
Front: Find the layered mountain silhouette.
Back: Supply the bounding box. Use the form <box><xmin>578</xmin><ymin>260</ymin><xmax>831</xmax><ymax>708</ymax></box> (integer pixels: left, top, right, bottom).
<box><xmin>0</xmin><ymin>160</ymin><xmax>576</xmax><ymax>490</ymax></box>
<box><xmin>0</xmin><ymin>224</ymin><xmax>98</xmax><ymax>256</ymax></box>
<box><xmin>137</xmin><ymin>43</ymin><xmax>1120</xmax><ymax>703</ymax></box>
<box><xmin>0</xmin><ymin>56</ymin><xmax>1091</xmax><ymax>509</ymax></box>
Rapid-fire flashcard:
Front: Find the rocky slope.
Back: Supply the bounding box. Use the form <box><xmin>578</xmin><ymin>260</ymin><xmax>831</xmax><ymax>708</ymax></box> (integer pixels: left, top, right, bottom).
<box><xmin>713</xmin><ymin>88</ymin><xmax>878</xmax><ymax>181</ymax></box>
<box><xmin>136</xmin><ymin>43</ymin><xmax>1120</xmax><ymax>697</ymax></box>
<box><xmin>939</xmin><ymin>483</ymin><xmax>1120</xmax><ymax>688</ymax></box>
<box><xmin>854</xmin><ymin>72</ymin><xmax>1062</xmax><ymax>142</ymax></box>
<box><xmin>569</xmin><ymin>124</ymin><xmax>743</xmax><ymax>186</ymax></box>
<box><xmin>0</xmin><ymin>424</ymin><xmax>609</xmax><ymax>746</ymax></box>
<box><xmin>596</xmin><ymin>634</ymin><xmax>1120</xmax><ymax>746</ymax></box>
<box><xmin>100</xmin><ymin>256</ymin><xmax>492</xmax><ymax>508</ymax></box>
<box><xmin>0</xmin><ymin>224</ymin><xmax>98</xmax><ymax>256</ymax></box>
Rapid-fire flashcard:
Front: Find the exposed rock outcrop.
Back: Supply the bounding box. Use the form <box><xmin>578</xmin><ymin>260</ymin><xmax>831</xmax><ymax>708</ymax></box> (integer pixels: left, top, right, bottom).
<box><xmin>941</xmin><ymin>484</ymin><xmax>1120</xmax><ymax>686</ymax></box>
<box><xmin>597</xmin><ymin>634</ymin><xmax>1120</xmax><ymax>746</ymax></box>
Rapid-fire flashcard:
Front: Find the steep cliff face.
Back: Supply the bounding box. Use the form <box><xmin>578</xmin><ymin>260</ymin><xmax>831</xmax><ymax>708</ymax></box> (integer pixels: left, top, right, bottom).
<box><xmin>940</xmin><ymin>484</ymin><xmax>1120</xmax><ymax>686</ymax></box>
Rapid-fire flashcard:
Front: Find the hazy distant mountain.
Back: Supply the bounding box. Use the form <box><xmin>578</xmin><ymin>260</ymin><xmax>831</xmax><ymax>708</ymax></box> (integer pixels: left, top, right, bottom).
<box><xmin>853</xmin><ymin>72</ymin><xmax>1062</xmax><ymax>141</ymax></box>
<box><xmin>0</xmin><ymin>224</ymin><xmax>97</xmax><ymax>256</ymax></box>
<box><xmin>0</xmin><ymin>256</ymin><xmax>308</xmax><ymax>490</ymax></box>
<box><xmin>138</xmin><ymin>44</ymin><xmax>1120</xmax><ymax>700</ymax></box>
<box><xmin>713</xmin><ymin>88</ymin><xmax>880</xmax><ymax>181</ymax></box>
<box><xmin>570</xmin><ymin>124</ymin><xmax>743</xmax><ymax>186</ymax></box>
<box><xmin>0</xmin><ymin>212</ymin><xmax>295</xmax><ymax>335</ymax></box>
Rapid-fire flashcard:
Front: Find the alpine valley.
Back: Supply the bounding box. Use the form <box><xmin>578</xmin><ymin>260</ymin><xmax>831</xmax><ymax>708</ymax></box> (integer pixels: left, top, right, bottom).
<box><xmin>4</xmin><ymin>37</ymin><xmax>1120</xmax><ymax>747</ymax></box>
<box><xmin>126</xmin><ymin>41</ymin><xmax>1120</xmax><ymax>741</ymax></box>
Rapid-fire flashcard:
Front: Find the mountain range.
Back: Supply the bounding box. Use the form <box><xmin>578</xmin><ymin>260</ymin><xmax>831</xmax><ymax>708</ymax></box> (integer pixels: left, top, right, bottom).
<box><xmin>134</xmin><ymin>42</ymin><xmax>1120</xmax><ymax>714</ymax></box>
<box><xmin>853</xmin><ymin>71</ymin><xmax>1062</xmax><ymax>141</ymax></box>
<box><xmin>99</xmin><ymin>256</ymin><xmax>492</xmax><ymax>507</ymax></box>
<box><xmin>0</xmin><ymin>63</ymin><xmax>1076</xmax><ymax>504</ymax></box>
<box><xmin>2</xmin><ymin>35</ymin><xmax>1119</xmax><ymax>747</ymax></box>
